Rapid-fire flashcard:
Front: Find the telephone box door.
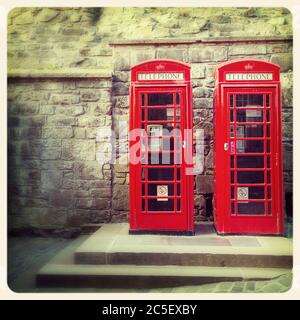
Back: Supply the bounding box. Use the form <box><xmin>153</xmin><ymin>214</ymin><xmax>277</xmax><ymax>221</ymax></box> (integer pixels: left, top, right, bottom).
<box><xmin>214</xmin><ymin>60</ymin><xmax>284</xmax><ymax>235</ymax></box>
<box><xmin>129</xmin><ymin>60</ymin><xmax>194</xmax><ymax>235</ymax></box>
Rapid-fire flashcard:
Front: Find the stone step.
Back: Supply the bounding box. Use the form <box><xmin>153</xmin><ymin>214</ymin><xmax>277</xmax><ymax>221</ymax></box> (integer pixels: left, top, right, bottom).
<box><xmin>36</xmin><ymin>263</ymin><xmax>290</xmax><ymax>289</ymax></box>
<box><xmin>74</xmin><ymin>223</ymin><xmax>293</xmax><ymax>268</ymax></box>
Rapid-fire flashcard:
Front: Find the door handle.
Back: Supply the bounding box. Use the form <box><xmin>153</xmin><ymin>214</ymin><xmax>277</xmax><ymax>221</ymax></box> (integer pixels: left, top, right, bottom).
<box><xmin>224</xmin><ymin>142</ymin><xmax>229</xmax><ymax>151</ymax></box>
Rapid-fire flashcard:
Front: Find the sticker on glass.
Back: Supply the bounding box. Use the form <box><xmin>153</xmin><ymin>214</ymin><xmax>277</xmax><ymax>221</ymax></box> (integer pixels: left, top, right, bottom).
<box><xmin>157</xmin><ymin>185</ymin><xmax>168</xmax><ymax>201</ymax></box>
<box><xmin>237</xmin><ymin>187</ymin><xmax>249</xmax><ymax>200</ymax></box>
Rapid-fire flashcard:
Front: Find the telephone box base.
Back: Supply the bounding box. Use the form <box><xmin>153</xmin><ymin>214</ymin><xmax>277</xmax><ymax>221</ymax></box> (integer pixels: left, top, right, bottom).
<box><xmin>129</xmin><ymin>229</ymin><xmax>195</xmax><ymax>236</ymax></box>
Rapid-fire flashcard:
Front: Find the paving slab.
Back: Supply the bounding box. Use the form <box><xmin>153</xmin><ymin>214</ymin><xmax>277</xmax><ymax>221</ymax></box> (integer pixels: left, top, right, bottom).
<box><xmin>36</xmin><ymin>263</ymin><xmax>290</xmax><ymax>289</ymax></box>
<box><xmin>74</xmin><ymin>223</ymin><xmax>293</xmax><ymax>268</ymax></box>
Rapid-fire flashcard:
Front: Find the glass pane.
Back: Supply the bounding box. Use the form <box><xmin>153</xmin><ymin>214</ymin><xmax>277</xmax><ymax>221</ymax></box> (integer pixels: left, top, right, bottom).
<box><xmin>236</xmin><ymin>110</ymin><xmax>263</xmax><ymax>122</ymax></box>
<box><xmin>237</xmin><ymin>186</ymin><xmax>265</xmax><ymax>199</ymax></box>
<box><xmin>148</xmin><ymin>199</ymin><xmax>174</xmax><ymax>211</ymax></box>
<box><xmin>266</xmin><ymin>125</ymin><xmax>270</xmax><ymax>137</ymax></box>
<box><xmin>147</xmin><ymin>93</ymin><xmax>173</xmax><ymax>106</ymax></box>
<box><xmin>268</xmin><ymin>202</ymin><xmax>271</xmax><ymax>215</ymax></box>
<box><xmin>237</xmin><ymin>171</ymin><xmax>264</xmax><ymax>184</ymax></box>
<box><xmin>230</xmin><ymin>156</ymin><xmax>234</xmax><ymax>168</ymax></box>
<box><xmin>231</xmin><ymin>171</ymin><xmax>234</xmax><ymax>183</ymax></box>
<box><xmin>146</xmin><ymin>153</ymin><xmax>175</xmax><ymax>165</ymax></box>
<box><xmin>231</xmin><ymin>186</ymin><xmax>235</xmax><ymax>199</ymax></box>
<box><xmin>177</xmin><ymin>199</ymin><xmax>181</xmax><ymax>211</ymax></box>
<box><xmin>231</xmin><ymin>202</ymin><xmax>235</xmax><ymax>214</ymax></box>
<box><xmin>238</xmin><ymin>202</ymin><xmax>265</xmax><ymax>215</ymax></box>
<box><xmin>146</xmin><ymin>137</ymin><xmax>175</xmax><ymax>152</ymax></box>
<box><xmin>144</xmin><ymin>168</ymin><xmax>174</xmax><ymax>181</ymax></box>
<box><xmin>236</xmin><ymin>140</ymin><xmax>264</xmax><ymax>153</ymax></box>
<box><xmin>267</xmin><ymin>186</ymin><xmax>271</xmax><ymax>199</ymax></box>
<box><xmin>236</xmin><ymin>125</ymin><xmax>264</xmax><ymax>138</ymax></box>
<box><xmin>146</xmin><ymin>183</ymin><xmax>174</xmax><ymax>196</ymax></box>
<box><xmin>177</xmin><ymin>168</ymin><xmax>181</xmax><ymax>180</ymax></box>
<box><xmin>146</xmin><ymin>108</ymin><xmax>180</xmax><ymax>121</ymax></box>
<box><xmin>237</xmin><ymin>156</ymin><xmax>264</xmax><ymax>168</ymax></box>
<box><xmin>236</xmin><ymin>94</ymin><xmax>264</xmax><ymax>107</ymax></box>
<box><xmin>230</xmin><ymin>95</ymin><xmax>234</xmax><ymax>108</ymax></box>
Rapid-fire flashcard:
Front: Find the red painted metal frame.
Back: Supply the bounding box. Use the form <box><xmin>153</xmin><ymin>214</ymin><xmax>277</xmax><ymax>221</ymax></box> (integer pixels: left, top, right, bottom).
<box><xmin>214</xmin><ymin>59</ymin><xmax>284</xmax><ymax>235</ymax></box>
<box><xmin>129</xmin><ymin>59</ymin><xmax>194</xmax><ymax>234</ymax></box>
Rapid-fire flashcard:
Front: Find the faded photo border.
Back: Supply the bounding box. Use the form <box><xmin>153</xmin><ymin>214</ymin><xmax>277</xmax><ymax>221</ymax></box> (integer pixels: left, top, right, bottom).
<box><xmin>0</xmin><ymin>0</ymin><xmax>299</xmax><ymax>300</ymax></box>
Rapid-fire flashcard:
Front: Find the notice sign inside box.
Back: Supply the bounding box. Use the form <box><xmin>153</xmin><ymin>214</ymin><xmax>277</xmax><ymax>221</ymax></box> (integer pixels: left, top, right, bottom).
<box><xmin>157</xmin><ymin>185</ymin><xmax>168</xmax><ymax>201</ymax></box>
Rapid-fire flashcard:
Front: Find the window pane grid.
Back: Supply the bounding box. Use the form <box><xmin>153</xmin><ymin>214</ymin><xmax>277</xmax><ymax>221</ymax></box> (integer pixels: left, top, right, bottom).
<box><xmin>140</xmin><ymin>91</ymin><xmax>182</xmax><ymax>214</ymax></box>
<box><xmin>230</xmin><ymin>93</ymin><xmax>273</xmax><ymax>216</ymax></box>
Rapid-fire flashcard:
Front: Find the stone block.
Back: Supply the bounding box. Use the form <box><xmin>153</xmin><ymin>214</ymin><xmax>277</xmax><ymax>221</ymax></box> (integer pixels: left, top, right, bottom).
<box><xmin>62</xmin><ymin>172</ymin><xmax>74</xmax><ymax>189</ymax></box>
<box><xmin>157</xmin><ymin>48</ymin><xmax>188</xmax><ymax>62</ymax></box>
<box><xmin>36</xmin><ymin>208</ymin><xmax>68</xmax><ymax>228</ymax></box>
<box><xmin>228</xmin><ymin>44</ymin><xmax>267</xmax><ymax>56</ymax></box>
<box><xmin>113</xmin><ymin>96</ymin><xmax>129</xmax><ymax>109</ymax></box>
<box><xmin>112</xmin><ymin>184</ymin><xmax>129</xmax><ymax>210</ymax></box>
<box><xmin>205</xmin><ymin>149</ymin><xmax>214</xmax><ymax>170</ymax></box>
<box><xmin>270</xmin><ymin>53</ymin><xmax>293</xmax><ymax>72</ymax></box>
<box><xmin>80</xmin><ymin>90</ymin><xmax>101</xmax><ymax>102</ymax></box>
<box><xmin>36</xmin><ymin>8</ymin><xmax>59</xmax><ymax>22</ymax></box>
<box><xmin>78</xmin><ymin>116</ymin><xmax>106</xmax><ymax>127</ymax></box>
<box><xmin>282</xmin><ymin>123</ymin><xmax>292</xmax><ymax>142</ymax></box>
<box><xmin>193</xmin><ymin>98</ymin><xmax>213</xmax><ymax>109</ymax></box>
<box><xmin>75</xmin><ymin>161</ymin><xmax>103</xmax><ymax>180</ymax></box>
<box><xmin>191</xmin><ymin>63</ymin><xmax>206</xmax><ymax>79</ymax></box>
<box><xmin>281</xmin><ymin>73</ymin><xmax>293</xmax><ymax>107</ymax></box>
<box><xmin>62</xmin><ymin>140</ymin><xmax>95</xmax><ymax>160</ymax></box>
<box><xmin>90</xmin><ymin>188</ymin><xmax>111</xmax><ymax>198</ymax></box>
<box><xmin>47</xmin><ymin>115</ymin><xmax>77</xmax><ymax>127</ymax></box>
<box><xmin>114</xmin><ymin>163</ymin><xmax>129</xmax><ymax>173</ymax></box>
<box><xmin>113</xmin><ymin>71</ymin><xmax>130</xmax><ymax>83</ymax></box>
<box><xmin>189</xmin><ymin>46</ymin><xmax>227</xmax><ymax>63</ymax></box>
<box><xmin>90</xmin><ymin>102</ymin><xmax>112</xmax><ymax>115</ymax></box>
<box><xmin>10</xmin><ymin>103</ymin><xmax>39</xmax><ymax>115</ymax></box>
<box><xmin>114</xmin><ymin>50</ymin><xmax>131</xmax><ymax>71</ymax></box>
<box><xmin>41</xmin><ymin>170</ymin><xmax>63</xmax><ymax>191</ymax></box>
<box><xmin>193</xmin><ymin>87</ymin><xmax>213</xmax><ymax>98</ymax></box>
<box><xmin>194</xmin><ymin>194</ymin><xmax>206</xmax><ymax>209</ymax></box>
<box><xmin>131</xmin><ymin>48</ymin><xmax>155</xmax><ymax>65</ymax></box>
<box><xmin>39</xmin><ymin>105</ymin><xmax>55</xmax><ymax>115</ymax></box>
<box><xmin>49</xmin><ymin>190</ymin><xmax>74</xmax><ymax>208</ymax></box>
<box><xmin>41</xmin><ymin>146</ymin><xmax>61</xmax><ymax>160</ymax></box>
<box><xmin>74</xmin><ymin>127</ymin><xmax>86</xmax><ymax>139</ymax></box>
<box><xmin>20</xmin><ymin>116</ymin><xmax>46</xmax><ymax>127</ymax></box>
<box><xmin>50</xmin><ymin>94</ymin><xmax>80</xmax><ymax>105</ymax></box>
<box><xmin>75</xmin><ymin>199</ymin><xmax>110</xmax><ymax>211</ymax></box>
<box><xmin>14</xmin><ymin>10</ymin><xmax>34</xmax><ymax>25</ymax></box>
<box><xmin>195</xmin><ymin>175</ymin><xmax>214</xmax><ymax>193</ymax></box>
<box><xmin>113</xmin><ymin>82</ymin><xmax>130</xmax><ymax>96</ymax></box>
<box><xmin>42</xmin><ymin>127</ymin><xmax>74</xmax><ymax>139</ymax></box>
<box><xmin>267</xmin><ymin>43</ymin><xmax>292</xmax><ymax>54</ymax></box>
<box><xmin>9</xmin><ymin>127</ymin><xmax>42</xmax><ymax>140</ymax></box>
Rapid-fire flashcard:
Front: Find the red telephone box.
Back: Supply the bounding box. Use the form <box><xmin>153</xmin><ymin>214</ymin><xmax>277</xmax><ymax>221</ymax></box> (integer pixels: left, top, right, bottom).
<box><xmin>214</xmin><ymin>59</ymin><xmax>284</xmax><ymax>235</ymax></box>
<box><xmin>129</xmin><ymin>59</ymin><xmax>194</xmax><ymax>235</ymax></box>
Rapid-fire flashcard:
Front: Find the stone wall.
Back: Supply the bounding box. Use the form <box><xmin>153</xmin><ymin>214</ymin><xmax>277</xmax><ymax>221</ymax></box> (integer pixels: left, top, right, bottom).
<box><xmin>8</xmin><ymin>7</ymin><xmax>292</xmax><ymax>73</ymax></box>
<box><xmin>111</xmin><ymin>38</ymin><xmax>293</xmax><ymax>221</ymax></box>
<box><xmin>8</xmin><ymin>77</ymin><xmax>114</xmax><ymax>230</ymax></box>
<box><xmin>7</xmin><ymin>7</ymin><xmax>293</xmax><ymax>231</ymax></box>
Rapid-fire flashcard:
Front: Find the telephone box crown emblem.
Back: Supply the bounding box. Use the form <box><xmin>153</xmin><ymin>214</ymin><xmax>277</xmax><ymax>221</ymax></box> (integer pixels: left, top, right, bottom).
<box><xmin>156</xmin><ymin>64</ymin><xmax>165</xmax><ymax>70</ymax></box>
<box><xmin>244</xmin><ymin>63</ymin><xmax>254</xmax><ymax>70</ymax></box>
